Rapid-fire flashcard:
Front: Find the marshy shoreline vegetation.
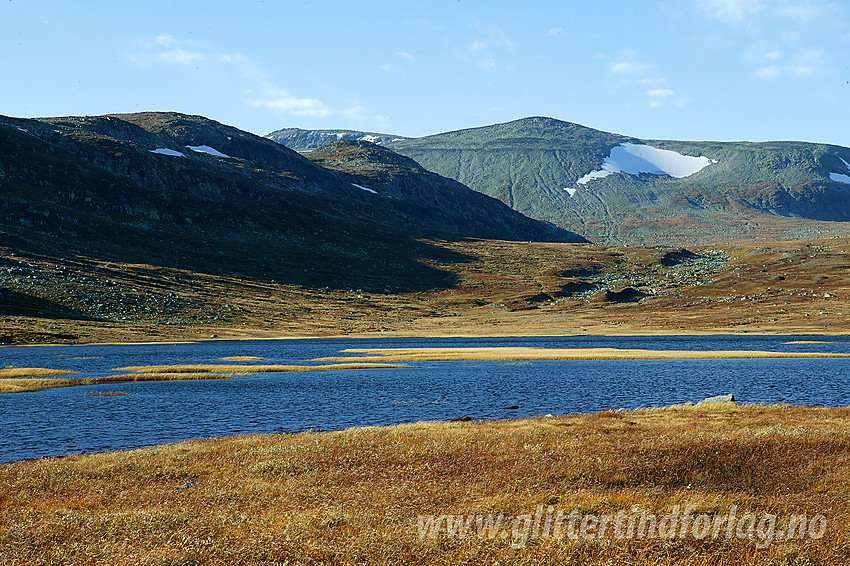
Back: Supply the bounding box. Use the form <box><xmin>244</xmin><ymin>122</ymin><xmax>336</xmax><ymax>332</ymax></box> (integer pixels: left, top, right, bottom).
<box><xmin>0</xmin><ymin>362</ymin><xmax>405</xmax><ymax>393</ymax></box>
<box><xmin>2</xmin><ymin>403</ymin><xmax>850</xmax><ymax>564</ymax></box>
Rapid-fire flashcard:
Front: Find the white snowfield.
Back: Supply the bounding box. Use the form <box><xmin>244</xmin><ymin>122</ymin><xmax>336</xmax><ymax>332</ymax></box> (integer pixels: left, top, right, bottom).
<box><xmin>831</xmin><ymin>153</ymin><xmax>850</xmax><ymax>185</ymax></box>
<box><xmin>576</xmin><ymin>142</ymin><xmax>712</xmax><ymax>185</ymax></box>
<box><xmin>150</xmin><ymin>148</ymin><xmax>185</xmax><ymax>157</ymax></box>
<box><xmin>186</xmin><ymin>145</ymin><xmax>229</xmax><ymax>158</ymax></box>
<box><xmin>358</xmin><ymin>135</ymin><xmax>381</xmax><ymax>143</ymax></box>
<box><xmin>351</xmin><ymin>183</ymin><xmax>378</xmax><ymax>194</ymax></box>
<box><xmin>563</xmin><ymin>187</ymin><xmax>577</xmax><ymax>197</ymax></box>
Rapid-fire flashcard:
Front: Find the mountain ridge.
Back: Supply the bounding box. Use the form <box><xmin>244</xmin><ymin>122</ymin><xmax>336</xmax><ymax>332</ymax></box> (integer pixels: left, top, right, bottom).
<box><xmin>0</xmin><ymin>112</ymin><xmax>584</xmax><ymax>297</ymax></box>
<box><xmin>267</xmin><ymin>117</ymin><xmax>850</xmax><ymax>244</ymax></box>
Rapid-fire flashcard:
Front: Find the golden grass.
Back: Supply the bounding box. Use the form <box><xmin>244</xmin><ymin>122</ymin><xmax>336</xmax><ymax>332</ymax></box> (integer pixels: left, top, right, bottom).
<box><xmin>219</xmin><ymin>355</ymin><xmax>265</xmax><ymax>361</ymax></box>
<box><xmin>0</xmin><ymin>378</ymin><xmax>87</xmax><ymax>393</ymax></box>
<box><xmin>784</xmin><ymin>340</ymin><xmax>840</xmax><ymax>344</ymax></box>
<box><xmin>95</xmin><ymin>372</ymin><xmax>232</xmax><ymax>383</ymax></box>
<box><xmin>113</xmin><ymin>363</ymin><xmax>405</xmax><ymax>374</ymax></box>
<box><xmin>0</xmin><ymin>373</ymin><xmax>232</xmax><ymax>393</ymax></box>
<box><xmin>2</xmin><ymin>405</ymin><xmax>850</xmax><ymax>564</ymax></box>
<box><xmin>0</xmin><ymin>367</ymin><xmax>78</xmax><ymax>378</ymax></box>
<box><xmin>314</xmin><ymin>346</ymin><xmax>850</xmax><ymax>363</ymax></box>
<box><xmin>0</xmin><ymin>364</ymin><xmax>403</xmax><ymax>394</ymax></box>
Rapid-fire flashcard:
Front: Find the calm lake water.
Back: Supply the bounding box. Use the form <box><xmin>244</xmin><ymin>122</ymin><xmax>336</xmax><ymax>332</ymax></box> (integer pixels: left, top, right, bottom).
<box><xmin>1</xmin><ymin>335</ymin><xmax>849</xmax><ymax>463</ymax></box>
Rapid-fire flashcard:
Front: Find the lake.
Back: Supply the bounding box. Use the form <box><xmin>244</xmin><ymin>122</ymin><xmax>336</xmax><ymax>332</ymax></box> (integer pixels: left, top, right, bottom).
<box><xmin>1</xmin><ymin>335</ymin><xmax>849</xmax><ymax>463</ymax></box>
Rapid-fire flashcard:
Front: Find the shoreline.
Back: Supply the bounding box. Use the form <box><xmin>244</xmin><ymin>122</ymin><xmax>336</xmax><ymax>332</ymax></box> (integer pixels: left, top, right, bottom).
<box><xmin>4</xmin><ymin>329</ymin><xmax>850</xmax><ymax>349</ymax></box>
<box><xmin>0</xmin><ymin>400</ymin><xmax>840</xmax><ymax>465</ymax></box>
<box><xmin>3</xmin><ymin>403</ymin><xmax>850</xmax><ymax>563</ymax></box>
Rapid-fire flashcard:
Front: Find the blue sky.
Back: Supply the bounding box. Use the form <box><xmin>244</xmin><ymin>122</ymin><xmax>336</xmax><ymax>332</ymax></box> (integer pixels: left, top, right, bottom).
<box><xmin>2</xmin><ymin>0</ymin><xmax>848</xmax><ymax>146</ymax></box>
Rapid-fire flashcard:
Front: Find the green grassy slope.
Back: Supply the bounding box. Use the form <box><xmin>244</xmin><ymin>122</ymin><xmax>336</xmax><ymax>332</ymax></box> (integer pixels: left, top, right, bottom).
<box><xmin>386</xmin><ymin>117</ymin><xmax>850</xmax><ymax>244</ymax></box>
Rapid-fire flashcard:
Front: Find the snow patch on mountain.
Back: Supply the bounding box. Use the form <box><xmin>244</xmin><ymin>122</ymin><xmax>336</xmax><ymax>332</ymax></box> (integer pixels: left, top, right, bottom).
<box><xmin>832</xmin><ymin>153</ymin><xmax>850</xmax><ymax>184</ymax></box>
<box><xmin>187</xmin><ymin>145</ymin><xmax>229</xmax><ymax>158</ymax></box>
<box><xmin>358</xmin><ymin>135</ymin><xmax>381</xmax><ymax>143</ymax></box>
<box><xmin>577</xmin><ymin>143</ymin><xmax>712</xmax><ymax>185</ymax></box>
<box><xmin>150</xmin><ymin>148</ymin><xmax>185</xmax><ymax>157</ymax></box>
<box><xmin>352</xmin><ymin>183</ymin><xmax>378</xmax><ymax>194</ymax></box>
<box><xmin>563</xmin><ymin>187</ymin><xmax>577</xmax><ymax>197</ymax></box>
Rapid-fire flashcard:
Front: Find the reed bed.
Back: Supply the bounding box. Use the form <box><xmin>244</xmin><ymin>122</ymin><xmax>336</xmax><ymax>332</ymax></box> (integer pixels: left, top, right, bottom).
<box><xmin>219</xmin><ymin>356</ymin><xmax>265</xmax><ymax>361</ymax></box>
<box><xmin>0</xmin><ymin>364</ymin><xmax>404</xmax><ymax>394</ymax></box>
<box><xmin>95</xmin><ymin>372</ymin><xmax>232</xmax><ymax>383</ymax></box>
<box><xmin>0</xmin><ymin>372</ymin><xmax>232</xmax><ymax>393</ymax></box>
<box><xmin>0</xmin><ymin>367</ymin><xmax>79</xmax><ymax>378</ymax></box>
<box><xmin>315</xmin><ymin>346</ymin><xmax>850</xmax><ymax>363</ymax></box>
<box><xmin>0</xmin><ymin>378</ymin><xmax>88</xmax><ymax>393</ymax></box>
<box><xmin>2</xmin><ymin>405</ymin><xmax>850</xmax><ymax>564</ymax></box>
<box><xmin>113</xmin><ymin>363</ymin><xmax>405</xmax><ymax>374</ymax></box>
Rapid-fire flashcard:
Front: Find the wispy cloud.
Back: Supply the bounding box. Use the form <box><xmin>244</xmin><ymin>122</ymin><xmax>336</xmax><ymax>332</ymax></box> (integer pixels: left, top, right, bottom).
<box><xmin>132</xmin><ymin>35</ymin><xmax>206</xmax><ymax>66</ymax></box>
<box><xmin>697</xmin><ymin>0</ymin><xmax>832</xmax><ymax>24</ymax></box>
<box><xmin>753</xmin><ymin>48</ymin><xmax>824</xmax><ymax>79</ymax></box>
<box><xmin>604</xmin><ymin>51</ymin><xmax>683</xmax><ymax>109</ymax></box>
<box><xmin>130</xmin><ymin>35</ymin><xmax>388</xmax><ymax>128</ymax></box>
<box><xmin>697</xmin><ymin>0</ymin><xmax>764</xmax><ymax>24</ymax></box>
<box><xmin>463</xmin><ymin>22</ymin><xmax>516</xmax><ymax>71</ymax></box>
<box><xmin>648</xmin><ymin>88</ymin><xmax>675</xmax><ymax>98</ymax></box>
<box><xmin>610</xmin><ymin>60</ymin><xmax>653</xmax><ymax>75</ymax></box>
<box><xmin>695</xmin><ymin>0</ymin><xmax>843</xmax><ymax>80</ymax></box>
<box><xmin>547</xmin><ymin>27</ymin><xmax>565</xmax><ymax>38</ymax></box>
<box><xmin>647</xmin><ymin>88</ymin><xmax>675</xmax><ymax>108</ymax></box>
<box><xmin>379</xmin><ymin>51</ymin><xmax>415</xmax><ymax>74</ymax></box>
<box><xmin>158</xmin><ymin>49</ymin><xmax>205</xmax><ymax>65</ymax></box>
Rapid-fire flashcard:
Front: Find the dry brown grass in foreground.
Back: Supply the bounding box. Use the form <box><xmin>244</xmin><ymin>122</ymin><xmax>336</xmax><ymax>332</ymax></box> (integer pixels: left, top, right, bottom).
<box><xmin>316</xmin><ymin>346</ymin><xmax>850</xmax><ymax>363</ymax></box>
<box><xmin>2</xmin><ymin>405</ymin><xmax>850</xmax><ymax>565</ymax></box>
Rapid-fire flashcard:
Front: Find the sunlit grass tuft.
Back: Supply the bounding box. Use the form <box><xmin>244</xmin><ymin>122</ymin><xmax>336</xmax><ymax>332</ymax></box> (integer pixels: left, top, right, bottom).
<box><xmin>219</xmin><ymin>356</ymin><xmax>264</xmax><ymax>361</ymax></box>
<box><xmin>0</xmin><ymin>378</ymin><xmax>86</xmax><ymax>393</ymax></box>
<box><xmin>96</xmin><ymin>372</ymin><xmax>232</xmax><ymax>383</ymax></box>
<box><xmin>314</xmin><ymin>346</ymin><xmax>850</xmax><ymax>363</ymax></box>
<box><xmin>113</xmin><ymin>363</ymin><xmax>405</xmax><ymax>374</ymax></box>
<box><xmin>0</xmin><ymin>367</ymin><xmax>78</xmax><ymax>378</ymax></box>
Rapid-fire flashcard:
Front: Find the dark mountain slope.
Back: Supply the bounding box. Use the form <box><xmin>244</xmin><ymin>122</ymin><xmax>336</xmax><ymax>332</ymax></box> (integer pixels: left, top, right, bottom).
<box><xmin>0</xmin><ymin>112</ymin><xmax>580</xmax><ymax>293</ymax></box>
<box><xmin>306</xmin><ymin>140</ymin><xmax>584</xmax><ymax>243</ymax></box>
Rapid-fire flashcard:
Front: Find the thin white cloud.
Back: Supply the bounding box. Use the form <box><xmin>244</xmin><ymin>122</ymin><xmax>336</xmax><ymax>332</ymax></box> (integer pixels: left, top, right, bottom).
<box><xmin>695</xmin><ymin>0</ymin><xmax>843</xmax><ymax>83</ymax></box>
<box><xmin>610</xmin><ymin>60</ymin><xmax>653</xmax><ymax>74</ymax></box>
<box><xmin>605</xmin><ymin>50</ymin><xmax>683</xmax><ymax>109</ymax></box>
<box><xmin>155</xmin><ymin>34</ymin><xmax>176</xmax><ymax>47</ymax></box>
<box><xmin>548</xmin><ymin>27</ymin><xmax>565</xmax><ymax>37</ymax></box>
<box><xmin>131</xmin><ymin>35</ymin><xmax>388</xmax><ymax>128</ymax></box>
<box><xmin>158</xmin><ymin>49</ymin><xmax>205</xmax><ymax>65</ymax></box>
<box><xmin>463</xmin><ymin>22</ymin><xmax>516</xmax><ymax>71</ymax></box>
<box><xmin>648</xmin><ymin>88</ymin><xmax>675</xmax><ymax>98</ymax></box>
<box><xmin>379</xmin><ymin>51</ymin><xmax>415</xmax><ymax>74</ymax></box>
<box><xmin>697</xmin><ymin>0</ymin><xmax>764</xmax><ymax>24</ymax></box>
<box><xmin>753</xmin><ymin>48</ymin><xmax>824</xmax><ymax>79</ymax></box>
